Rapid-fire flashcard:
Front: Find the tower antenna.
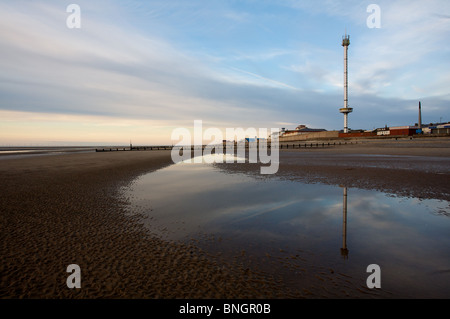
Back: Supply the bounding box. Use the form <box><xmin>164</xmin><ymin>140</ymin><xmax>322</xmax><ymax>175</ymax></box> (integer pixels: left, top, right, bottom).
<box><xmin>339</xmin><ymin>32</ymin><xmax>353</xmax><ymax>133</ymax></box>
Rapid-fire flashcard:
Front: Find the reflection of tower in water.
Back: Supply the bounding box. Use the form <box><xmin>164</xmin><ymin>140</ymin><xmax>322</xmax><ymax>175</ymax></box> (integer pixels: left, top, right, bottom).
<box><xmin>340</xmin><ymin>186</ymin><xmax>349</xmax><ymax>259</ymax></box>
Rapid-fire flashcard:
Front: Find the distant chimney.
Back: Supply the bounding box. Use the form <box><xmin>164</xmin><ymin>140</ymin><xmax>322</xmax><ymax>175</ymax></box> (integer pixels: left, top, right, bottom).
<box><xmin>418</xmin><ymin>101</ymin><xmax>422</xmax><ymax>130</ymax></box>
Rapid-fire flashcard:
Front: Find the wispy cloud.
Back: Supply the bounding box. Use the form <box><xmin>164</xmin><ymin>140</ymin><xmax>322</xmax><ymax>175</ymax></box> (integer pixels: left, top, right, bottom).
<box><xmin>231</xmin><ymin>49</ymin><xmax>295</xmax><ymax>62</ymax></box>
<box><xmin>228</xmin><ymin>67</ymin><xmax>300</xmax><ymax>90</ymax></box>
<box><xmin>0</xmin><ymin>0</ymin><xmax>448</xmax><ymax>145</ymax></box>
<box><xmin>0</xmin><ymin>3</ymin><xmax>236</xmax><ymax>123</ymax></box>
<box><xmin>283</xmin><ymin>0</ymin><xmax>450</xmax><ymax>100</ymax></box>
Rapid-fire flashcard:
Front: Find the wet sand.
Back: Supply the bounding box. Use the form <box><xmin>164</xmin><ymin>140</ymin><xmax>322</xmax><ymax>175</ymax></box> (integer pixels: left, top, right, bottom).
<box><xmin>0</xmin><ymin>150</ymin><xmax>302</xmax><ymax>299</ymax></box>
<box><xmin>1</xmin><ymin>137</ymin><xmax>449</xmax><ymax>299</ymax></box>
<box><xmin>219</xmin><ymin>137</ymin><xmax>450</xmax><ymax>201</ymax></box>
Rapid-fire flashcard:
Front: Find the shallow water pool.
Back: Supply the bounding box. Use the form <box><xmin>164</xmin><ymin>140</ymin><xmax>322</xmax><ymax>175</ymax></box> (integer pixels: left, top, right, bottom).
<box><xmin>123</xmin><ymin>154</ymin><xmax>450</xmax><ymax>298</ymax></box>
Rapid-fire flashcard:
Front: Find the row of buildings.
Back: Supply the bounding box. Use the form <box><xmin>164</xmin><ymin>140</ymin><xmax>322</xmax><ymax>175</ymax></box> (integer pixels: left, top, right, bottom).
<box><xmin>276</xmin><ymin>122</ymin><xmax>450</xmax><ymax>142</ymax></box>
<box><xmin>372</xmin><ymin>123</ymin><xmax>450</xmax><ymax>136</ymax></box>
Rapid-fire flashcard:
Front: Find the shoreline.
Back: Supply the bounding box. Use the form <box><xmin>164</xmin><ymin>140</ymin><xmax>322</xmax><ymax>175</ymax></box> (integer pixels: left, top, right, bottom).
<box><xmin>1</xmin><ymin>139</ymin><xmax>449</xmax><ymax>298</ymax></box>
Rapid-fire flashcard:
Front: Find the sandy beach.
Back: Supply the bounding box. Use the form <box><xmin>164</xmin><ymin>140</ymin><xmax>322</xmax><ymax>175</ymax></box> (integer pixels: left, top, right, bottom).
<box><xmin>0</xmin><ymin>150</ymin><xmax>302</xmax><ymax>299</ymax></box>
<box><xmin>1</xmin><ymin>137</ymin><xmax>449</xmax><ymax>299</ymax></box>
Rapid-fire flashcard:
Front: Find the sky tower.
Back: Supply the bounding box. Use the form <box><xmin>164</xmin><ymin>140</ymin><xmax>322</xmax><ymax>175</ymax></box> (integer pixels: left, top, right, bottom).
<box><xmin>339</xmin><ymin>33</ymin><xmax>353</xmax><ymax>133</ymax></box>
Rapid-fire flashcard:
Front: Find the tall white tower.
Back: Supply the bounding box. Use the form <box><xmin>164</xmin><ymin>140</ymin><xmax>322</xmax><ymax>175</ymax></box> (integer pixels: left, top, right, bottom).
<box><xmin>339</xmin><ymin>33</ymin><xmax>353</xmax><ymax>133</ymax></box>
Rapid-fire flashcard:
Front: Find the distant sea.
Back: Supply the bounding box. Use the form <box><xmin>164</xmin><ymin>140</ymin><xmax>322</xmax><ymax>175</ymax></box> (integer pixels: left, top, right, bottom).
<box><xmin>0</xmin><ymin>146</ymin><xmax>98</xmax><ymax>159</ymax></box>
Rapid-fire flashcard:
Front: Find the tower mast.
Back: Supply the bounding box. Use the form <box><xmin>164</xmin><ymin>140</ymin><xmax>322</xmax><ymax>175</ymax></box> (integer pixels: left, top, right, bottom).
<box><xmin>339</xmin><ymin>33</ymin><xmax>353</xmax><ymax>133</ymax></box>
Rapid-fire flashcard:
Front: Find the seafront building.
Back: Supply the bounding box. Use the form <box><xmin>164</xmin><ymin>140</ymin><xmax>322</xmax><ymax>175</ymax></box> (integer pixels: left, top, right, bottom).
<box><xmin>273</xmin><ymin>121</ymin><xmax>450</xmax><ymax>143</ymax></box>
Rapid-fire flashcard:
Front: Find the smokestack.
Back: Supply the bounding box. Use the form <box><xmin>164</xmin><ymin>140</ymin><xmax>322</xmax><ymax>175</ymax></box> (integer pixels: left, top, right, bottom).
<box><xmin>418</xmin><ymin>101</ymin><xmax>422</xmax><ymax>130</ymax></box>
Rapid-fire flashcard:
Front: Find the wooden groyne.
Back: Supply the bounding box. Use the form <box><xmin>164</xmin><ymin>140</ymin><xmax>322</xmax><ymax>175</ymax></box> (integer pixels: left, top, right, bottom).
<box><xmin>95</xmin><ymin>146</ymin><xmax>172</xmax><ymax>152</ymax></box>
<box><xmin>279</xmin><ymin>141</ymin><xmax>358</xmax><ymax>149</ymax></box>
<box><xmin>95</xmin><ymin>141</ymin><xmax>358</xmax><ymax>152</ymax></box>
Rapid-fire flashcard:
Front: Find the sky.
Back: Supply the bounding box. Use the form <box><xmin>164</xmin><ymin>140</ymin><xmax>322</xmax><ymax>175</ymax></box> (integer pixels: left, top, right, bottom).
<box><xmin>0</xmin><ymin>0</ymin><xmax>449</xmax><ymax>145</ymax></box>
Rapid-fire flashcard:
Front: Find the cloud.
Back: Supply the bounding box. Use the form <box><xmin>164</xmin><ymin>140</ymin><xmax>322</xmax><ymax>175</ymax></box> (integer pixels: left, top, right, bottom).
<box><xmin>0</xmin><ymin>1</ymin><xmax>448</xmax><ymax>145</ymax></box>
<box><xmin>0</xmin><ymin>3</ymin><xmax>237</xmax><ymax>123</ymax></box>
<box><xmin>230</xmin><ymin>49</ymin><xmax>295</xmax><ymax>62</ymax></box>
<box><xmin>283</xmin><ymin>0</ymin><xmax>450</xmax><ymax>100</ymax></box>
<box><xmin>0</xmin><ymin>1</ymin><xmax>302</xmax><ymax>130</ymax></box>
<box><xmin>228</xmin><ymin>67</ymin><xmax>300</xmax><ymax>90</ymax></box>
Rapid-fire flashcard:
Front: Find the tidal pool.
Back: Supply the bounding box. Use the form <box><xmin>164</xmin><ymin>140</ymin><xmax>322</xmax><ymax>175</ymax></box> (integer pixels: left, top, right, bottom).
<box><xmin>123</xmin><ymin>154</ymin><xmax>450</xmax><ymax>298</ymax></box>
